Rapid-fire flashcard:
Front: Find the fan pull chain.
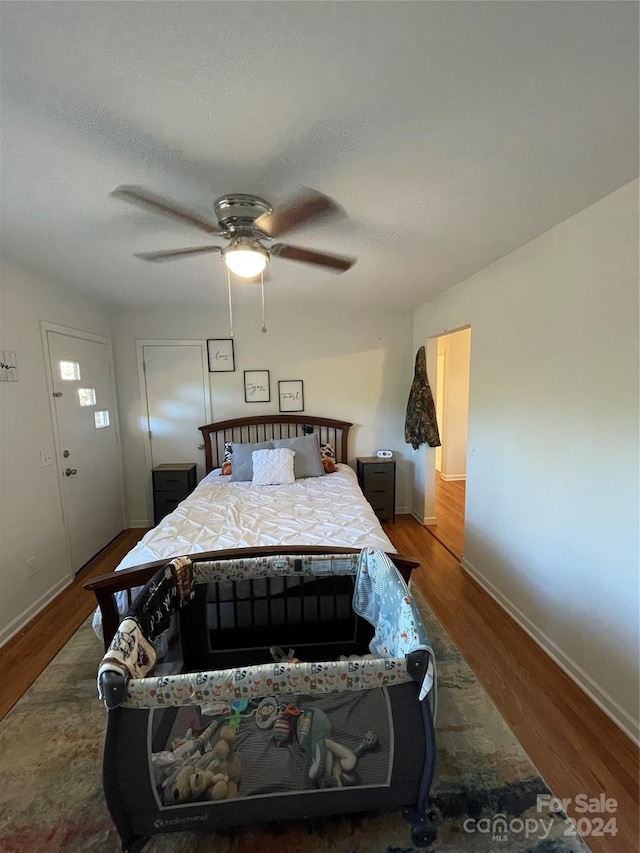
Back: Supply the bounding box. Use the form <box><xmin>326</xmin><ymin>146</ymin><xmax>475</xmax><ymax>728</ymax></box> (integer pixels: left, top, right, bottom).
<box><xmin>227</xmin><ymin>267</ymin><xmax>234</xmax><ymax>338</ymax></box>
<box><xmin>261</xmin><ymin>271</ymin><xmax>267</xmax><ymax>333</ymax></box>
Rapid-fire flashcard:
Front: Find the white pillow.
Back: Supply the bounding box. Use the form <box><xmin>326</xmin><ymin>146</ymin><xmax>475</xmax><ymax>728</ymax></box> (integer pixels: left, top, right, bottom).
<box><xmin>251</xmin><ymin>448</ymin><xmax>296</xmax><ymax>485</ymax></box>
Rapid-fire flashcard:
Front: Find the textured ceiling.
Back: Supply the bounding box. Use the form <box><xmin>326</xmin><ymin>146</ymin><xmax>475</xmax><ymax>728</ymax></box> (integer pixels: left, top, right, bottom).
<box><xmin>1</xmin><ymin>1</ymin><xmax>638</xmax><ymax>311</ymax></box>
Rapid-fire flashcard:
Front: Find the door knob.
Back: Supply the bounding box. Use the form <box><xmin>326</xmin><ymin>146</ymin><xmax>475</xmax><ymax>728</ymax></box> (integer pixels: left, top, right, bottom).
<box><xmin>64</xmin><ymin>468</ymin><xmax>77</xmax><ymax>477</ymax></box>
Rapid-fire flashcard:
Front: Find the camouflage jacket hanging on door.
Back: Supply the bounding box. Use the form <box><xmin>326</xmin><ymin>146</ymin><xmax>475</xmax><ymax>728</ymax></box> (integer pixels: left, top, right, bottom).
<box><xmin>404</xmin><ymin>345</ymin><xmax>441</xmax><ymax>450</ymax></box>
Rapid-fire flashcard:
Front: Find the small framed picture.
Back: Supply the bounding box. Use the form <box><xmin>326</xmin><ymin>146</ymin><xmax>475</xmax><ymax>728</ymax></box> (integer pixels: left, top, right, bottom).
<box><xmin>244</xmin><ymin>370</ymin><xmax>270</xmax><ymax>403</ymax></box>
<box><xmin>207</xmin><ymin>339</ymin><xmax>235</xmax><ymax>372</ymax></box>
<box><xmin>278</xmin><ymin>379</ymin><xmax>304</xmax><ymax>412</ymax></box>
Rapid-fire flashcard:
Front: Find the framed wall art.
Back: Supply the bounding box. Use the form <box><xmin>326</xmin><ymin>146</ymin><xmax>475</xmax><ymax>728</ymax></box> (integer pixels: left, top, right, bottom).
<box><xmin>0</xmin><ymin>350</ymin><xmax>18</xmax><ymax>382</ymax></box>
<box><xmin>278</xmin><ymin>379</ymin><xmax>304</xmax><ymax>412</ymax></box>
<box><xmin>244</xmin><ymin>370</ymin><xmax>270</xmax><ymax>403</ymax></box>
<box><xmin>207</xmin><ymin>339</ymin><xmax>235</xmax><ymax>372</ymax></box>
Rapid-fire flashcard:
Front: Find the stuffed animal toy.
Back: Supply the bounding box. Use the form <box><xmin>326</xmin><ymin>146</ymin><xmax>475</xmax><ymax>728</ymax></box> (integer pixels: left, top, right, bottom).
<box><xmin>296</xmin><ymin>709</ymin><xmax>378</xmax><ymax>789</ymax></box>
<box><xmin>163</xmin><ymin>722</ymin><xmax>242</xmax><ymax>804</ymax></box>
<box><xmin>204</xmin><ymin>725</ymin><xmax>242</xmax><ymax>800</ymax></box>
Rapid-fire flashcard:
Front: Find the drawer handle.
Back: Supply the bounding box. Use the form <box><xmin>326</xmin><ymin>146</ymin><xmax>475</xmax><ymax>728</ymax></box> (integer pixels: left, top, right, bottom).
<box><xmin>164</xmin><ymin>478</ymin><xmax>178</xmax><ymax>483</ymax></box>
<box><xmin>372</xmin><ymin>489</ymin><xmax>386</xmax><ymax>493</ymax></box>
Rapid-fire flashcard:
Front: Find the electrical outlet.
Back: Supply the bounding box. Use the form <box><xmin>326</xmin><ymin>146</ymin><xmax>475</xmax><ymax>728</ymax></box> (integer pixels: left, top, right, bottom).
<box><xmin>26</xmin><ymin>557</ymin><xmax>37</xmax><ymax>577</ymax></box>
<box><xmin>470</xmin><ymin>441</ymin><xmax>480</xmax><ymax>457</ymax></box>
<box><xmin>40</xmin><ymin>450</ymin><xmax>54</xmax><ymax>468</ymax></box>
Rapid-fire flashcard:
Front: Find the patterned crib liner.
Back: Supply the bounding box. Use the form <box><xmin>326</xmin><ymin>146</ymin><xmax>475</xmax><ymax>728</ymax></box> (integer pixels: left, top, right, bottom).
<box><xmin>122</xmin><ymin>655</ymin><xmax>419</xmax><ymax>709</ymax></box>
<box><xmin>99</xmin><ymin>549</ymin><xmax>436</xmax><ymax>709</ymax></box>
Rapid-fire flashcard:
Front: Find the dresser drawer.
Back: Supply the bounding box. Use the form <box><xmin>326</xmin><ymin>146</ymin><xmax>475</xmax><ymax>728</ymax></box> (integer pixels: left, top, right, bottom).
<box><xmin>365</xmin><ymin>482</ymin><xmax>393</xmax><ymax>509</ymax></box>
<box><xmin>361</xmin><ymin>463</ymin><xmax>394</xmax><ymax>483</ymax></box>
<box><xmin>370</xmin><ymin>500</ymin><xmax>394</xmax><ymax>521</ymax></box>
<box><xmin>153</xmin><ymin>494</ymin><xmax>183</xmax><ymax>525</ymax></box>
<box><xmin>153</xmin><ymin>469</ymin><xmax>192</xmax><ymax>493</ymax></box>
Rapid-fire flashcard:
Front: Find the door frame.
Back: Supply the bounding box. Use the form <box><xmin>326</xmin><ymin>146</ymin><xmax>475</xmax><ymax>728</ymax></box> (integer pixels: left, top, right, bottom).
<box><xmin>425</xmin><ymin>324</ymin><xmax>471</xmax><ymax>546</ymax></box>
<box><xmin>41</xmin><ymin>321</ymin><xmax>125</xmax><ymax>576</ymax></box>
<box><xmin>435</xmin><ymin>347</ymin><xmax>446</xmax><ymax>473</ymax></box>
<box><xmin>136</xmin><ymin>340</ymin><xmax>212</xmax><ymax>523</ymax></box>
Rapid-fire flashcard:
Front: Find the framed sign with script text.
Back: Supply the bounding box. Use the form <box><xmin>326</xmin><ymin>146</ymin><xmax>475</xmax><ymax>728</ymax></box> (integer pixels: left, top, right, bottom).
<box><xmin>244</xmin><ymin>370</ymin><xmax>270</xmax><ymax>403</ymax></box>
<box><xmin>207</xmin><ymin>339</ymin><xmax>235</xmax><ymax>372</ymax></box>
<box><xmin>278</xmin><ymin>379</ymin><xmax>304</xmax><ymax>412</ymax></box>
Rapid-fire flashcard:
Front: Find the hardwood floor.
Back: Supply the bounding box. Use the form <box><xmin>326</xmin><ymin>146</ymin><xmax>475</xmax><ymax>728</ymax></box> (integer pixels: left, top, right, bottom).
<box><xmin>0</xmin><ymin>528</ymin><xmax>144</xmax><ymax>721</ymax></box>
<box><xmin>1</xmin><ymin>522</ymin><xmax>637</xmax><ymax>851</ymax></box>
<box><xmin>425</xmin><ymin>472</ymin><xmax>466</xmax><ymax>558</ymax></box>
<box><xmin>383</xmin><ymin>515</ymin><xmax>639</xmax><ymax>853</ymax></box>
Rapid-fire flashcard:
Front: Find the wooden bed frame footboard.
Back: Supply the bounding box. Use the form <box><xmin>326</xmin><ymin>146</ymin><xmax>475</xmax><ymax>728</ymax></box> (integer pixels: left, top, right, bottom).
<box><xmin>198</xmin><ymin>415</ymin><xmax>352</xmax><ymax>473</ymax></box>
<box><xmin>84</xmin><ymin>546</ymin><xmax>420</xmax><ymax>650</ymax></box>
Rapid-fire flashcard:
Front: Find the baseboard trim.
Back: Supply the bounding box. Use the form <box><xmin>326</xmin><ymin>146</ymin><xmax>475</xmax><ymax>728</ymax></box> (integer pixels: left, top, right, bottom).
<box><xmin>0</xmin><ymin>575</ymin><xmax>71</xmax><ymax>648</ymax></box>
<box><xmin>128</xmin><ymin>519</ymin><xmax>151</xmax><ymax>528</ymax></box>
<box><xmin>461</xmin><ymin>557</ymin><xmax>640</xmax><ymax>745</ymax></box>
<box><xmin>440</xmin><ymin>473</ymin><xmax>466</xmax><ymax>482</ymax></box>
<box><xmin>410</xmin><ymin>509</ymin><xmax>437</xmax><ymax>525</ymax></box>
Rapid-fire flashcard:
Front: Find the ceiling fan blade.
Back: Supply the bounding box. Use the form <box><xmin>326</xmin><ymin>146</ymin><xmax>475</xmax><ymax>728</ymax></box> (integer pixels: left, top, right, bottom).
<box><xmin>111</xmin><ymin>186</ymin><xmax>220</xmax><ymax>234</ymax></box>
<box><xmin>254</xmin><ymin>188</ymin><xmax>344</xmax><ymax>238</ymax></box>
<box><xmin>271</xmin><ymin>243</ymin><xmax>356</xmax><ymax>272</ymax></box>
<box><xmin>135</xmin><ymin>246</ymin><xmax>222</xmax><ymax>262</ymax></box>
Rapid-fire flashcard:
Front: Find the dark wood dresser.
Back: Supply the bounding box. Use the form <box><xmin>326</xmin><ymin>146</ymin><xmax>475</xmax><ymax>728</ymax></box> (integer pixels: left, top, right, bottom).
<box><xmin>356</xmin><ymin>457</ymin><xmax>396</xmax><ymax>522</ymax></box>
<box><xmin>152</xmin><ymin>462</ymin><xmax>197</xmax><ymax>526</ymax></box>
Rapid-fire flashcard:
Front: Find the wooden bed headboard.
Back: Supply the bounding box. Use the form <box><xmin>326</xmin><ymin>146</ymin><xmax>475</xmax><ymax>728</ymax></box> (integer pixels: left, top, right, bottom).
<box><xmin>199</xmin><ymin>415</ymin><xmax>352</xmax><ymax>474</ymax></box>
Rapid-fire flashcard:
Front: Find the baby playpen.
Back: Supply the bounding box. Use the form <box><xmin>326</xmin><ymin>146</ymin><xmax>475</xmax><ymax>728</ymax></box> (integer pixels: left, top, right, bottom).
<box><xmin>96</xmin><ymin>546</ymin><xmax>438</xmax><ymax>851</ymax></box>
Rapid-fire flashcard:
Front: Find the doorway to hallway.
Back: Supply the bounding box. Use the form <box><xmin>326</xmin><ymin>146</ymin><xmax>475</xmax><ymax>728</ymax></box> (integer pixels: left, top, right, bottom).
<box><xmin>426</xmin><ymin>327</ymin><xmax>470</xmax><ymax>560</ymax></box>
<box><xmin>426</xmin><ymin>474</ymin><xmax>466</xmax><ymax>559</ymax></box>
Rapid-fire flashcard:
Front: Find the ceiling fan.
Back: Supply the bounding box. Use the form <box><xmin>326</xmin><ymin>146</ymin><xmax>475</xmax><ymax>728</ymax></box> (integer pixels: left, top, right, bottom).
<box><xmin>110</xmin><ymin>185</ymin><xmax>356</xmax><ymax>278</ymax></box>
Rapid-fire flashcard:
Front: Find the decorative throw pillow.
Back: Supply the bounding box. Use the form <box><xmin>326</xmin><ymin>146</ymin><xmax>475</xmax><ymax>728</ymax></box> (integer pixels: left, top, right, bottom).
<box><xmin>223</xmin><ymin>441</ymin><xmax>233</xmax><ymax>463</ymax></box>
<box><xmin>272</xmin><ymin>434</ymin><xmax>324</xmax><ymax>479</ymax></box>
<box><xmin>251</xmin><ymin>448</ymin><xmax>296</xmax><ymax>486</ymax></box>
<box><xmin>228</xmin><ymin>440</ymin><xmax>273</xmax><ymax>482</ymax></box>
<box><xmin>319</xmin><ymin>443</ymin><xmax>335</xmax><ymax>460</ymax></box>
<box><xmin>221</xmin><ymin>461</ymin><xmax>232</xmax><ymax>476</ymax></box>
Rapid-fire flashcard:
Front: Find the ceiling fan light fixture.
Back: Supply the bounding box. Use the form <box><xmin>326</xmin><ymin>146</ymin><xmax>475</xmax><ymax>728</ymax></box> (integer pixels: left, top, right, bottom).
<box><xmin>223</xmin><ymin>240</ymin><xmax>268</xmax><ymax>278</ymax></box>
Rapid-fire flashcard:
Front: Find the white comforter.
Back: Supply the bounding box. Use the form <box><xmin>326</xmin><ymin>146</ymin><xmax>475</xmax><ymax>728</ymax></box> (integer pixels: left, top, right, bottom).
<box><xmin>93</xmin><ymin>464</ymin><xmax>394</xmax><ymax>635</ymax></box>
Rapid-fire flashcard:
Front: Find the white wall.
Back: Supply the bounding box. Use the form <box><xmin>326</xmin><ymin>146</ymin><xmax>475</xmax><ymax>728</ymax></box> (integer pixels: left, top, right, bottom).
<box><xmin>413</xmin><ymin>179</ymin><xmax>640</xmax><ymax>740</ymax></box>
<box><xmin>0</xmin><ymin>260</ymin><xmax>114</xmax><ymax>644</ymax></box>
<box><xmin>438</xmin><ymin>327</ymin><xmax>471</xmax><ymax>480</ymax></box>
<box><xmin>111</xmin><ymin>292</ymin><xmax>414</xmax><ymax>526</ymax></box>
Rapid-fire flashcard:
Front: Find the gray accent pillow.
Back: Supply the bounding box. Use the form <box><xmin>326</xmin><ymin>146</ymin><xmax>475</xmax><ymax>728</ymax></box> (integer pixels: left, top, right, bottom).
<box><xmin>272</xmin><ymin>434</ymin><xmax>324</xmax><ymax>479</ymax></box>
<box><xmin>228</xmin><ymin>440</ymin><xmax>273</xmax><ymax>482</ymax></box>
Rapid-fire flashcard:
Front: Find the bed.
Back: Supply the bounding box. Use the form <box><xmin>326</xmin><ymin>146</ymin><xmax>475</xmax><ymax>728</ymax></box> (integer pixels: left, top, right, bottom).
<box><xmin>87</xmin><ymin>415</ymin><xmax>414</xmax><ymax>648</ymax></box>
<box><xmin>97</xmin><ymin>547</ymin><xmax>438</xmax><ymax>852</ymax></box>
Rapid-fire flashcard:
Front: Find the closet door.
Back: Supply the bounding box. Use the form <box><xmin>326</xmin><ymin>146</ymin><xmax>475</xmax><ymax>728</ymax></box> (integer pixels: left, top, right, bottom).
<box><xmin>139</xmin><ymin>341</ymin><xmax>211</xmax><ymax>485</ymax></box>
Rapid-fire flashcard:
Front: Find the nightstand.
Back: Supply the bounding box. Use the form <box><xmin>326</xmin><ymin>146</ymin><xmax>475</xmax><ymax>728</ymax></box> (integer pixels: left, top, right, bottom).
<box><xmin>356</xmin><ymin>457</ymin><xmax>396</xmax><ymax>522</ymax></box>
<box><xmin>152</xmin><ymin>463</ymin><xmax>197</xmax><ymax>526</ymax></box>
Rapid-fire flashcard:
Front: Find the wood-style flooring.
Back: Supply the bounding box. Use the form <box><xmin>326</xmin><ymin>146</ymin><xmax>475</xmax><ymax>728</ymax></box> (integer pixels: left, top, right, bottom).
<box><xmin>1</xmin><ymin>520</ymin><xmax>638</xmax><ymax>852</ymax></box>
<box><xmin>383</xmin><ymin>516</ymin><xmax>639</xmax><ymax>853</ymax></box>
<box><xmin>425</xmin><ymin>472</ymin><xmax>466</xmax><ymax>558</ymax></box>
<box><xmin>0</xmin><ymin>528</ymin><xmax>144</xmax><ymax>721</ymax></box>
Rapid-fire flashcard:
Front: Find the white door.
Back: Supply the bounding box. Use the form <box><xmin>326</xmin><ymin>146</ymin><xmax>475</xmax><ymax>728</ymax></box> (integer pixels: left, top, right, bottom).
<box><xmin>47</xmin><ymin>329</ymin><xmax>124</xmax><ymax>572</ymax></box>
<box><xmin>141</xmin><ymin>343</ymin><xmax>210</xmax><ymax>483</ymax></box>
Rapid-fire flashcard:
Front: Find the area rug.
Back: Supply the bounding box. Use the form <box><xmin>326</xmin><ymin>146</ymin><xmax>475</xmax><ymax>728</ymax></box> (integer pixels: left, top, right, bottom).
<box><xmin>0</xmin><ymin>588</ymin><xmax>590</xmax><ymax>853</ymax></box>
